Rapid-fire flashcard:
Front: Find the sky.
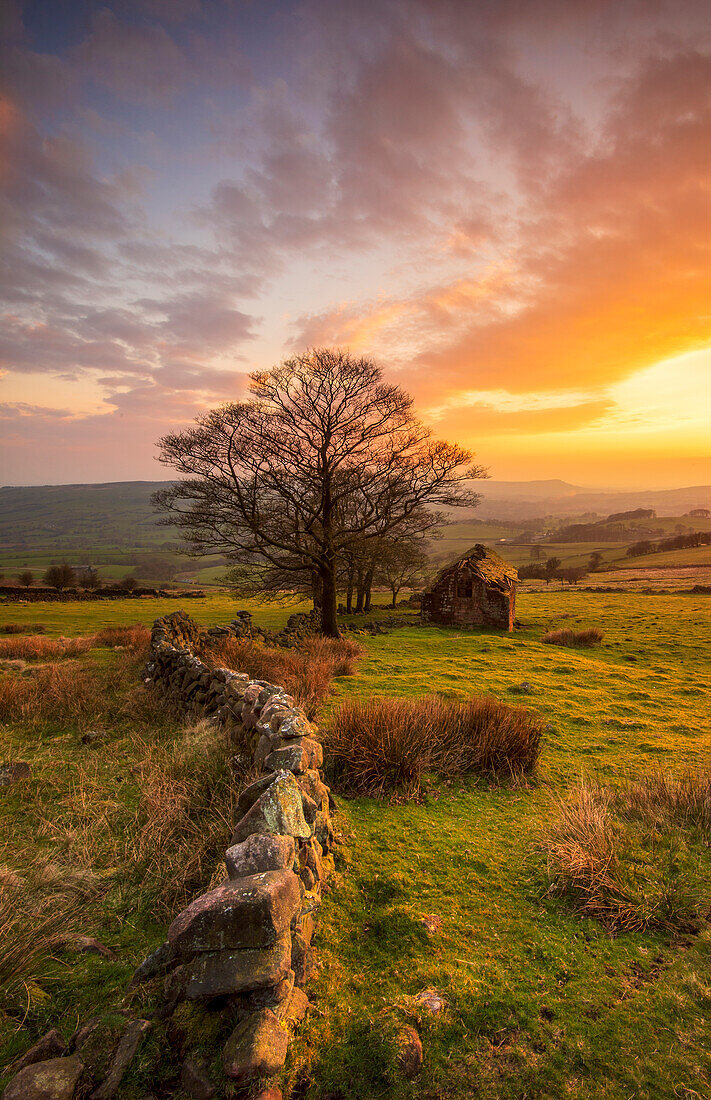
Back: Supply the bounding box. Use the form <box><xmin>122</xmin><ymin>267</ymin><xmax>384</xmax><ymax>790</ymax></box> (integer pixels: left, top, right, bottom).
<box><xmin>1</xmin><ymin>0</ymin><xmax>710</xmax><ymax>489</ymax></box>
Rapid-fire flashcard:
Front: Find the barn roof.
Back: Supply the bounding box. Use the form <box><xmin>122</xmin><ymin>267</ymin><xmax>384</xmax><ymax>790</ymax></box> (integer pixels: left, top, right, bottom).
<box><xmin>429</xmin><ymin>544</ymin><xmax>517</xmax><ymax>591</ymax></box>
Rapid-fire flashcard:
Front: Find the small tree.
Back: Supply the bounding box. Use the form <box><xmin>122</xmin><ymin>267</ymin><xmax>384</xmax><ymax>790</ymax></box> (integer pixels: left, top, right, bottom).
<box><xmin>18</xmin><ymin>570</ymin><xmax>34</xmax><ymax>588</ymax></box>
<box><xmin>44</xmin><ymin>563</ymin><xmax>75</xmax><ymax>590</ymax></box>
<box><xmin>559</xmin><ymin>566</ymin><xmax>587</xmax><ymax>585</ymax></box>
<box><xmin>544</xmin><ymin>557</ymin><xmax>561</xmax><ymax>584</ymax></box>
<box><xmin>376</xmin><ymin>540</ymin><xmax>429</xmax><ymax>607</ymax></box>
<box><xmin>119</xmin><ymin>574</ymin><xmax>138</xmax><ymax>592</ymax></box>
<box><xmin>588</xmin><ymin>551</ymin><xmax>604</xmax><ymax>571</ymax></box>
<box><xmin>77</xmin><ymin>567</ymin><xmax>100</xmax><ymax>589</ymax></box>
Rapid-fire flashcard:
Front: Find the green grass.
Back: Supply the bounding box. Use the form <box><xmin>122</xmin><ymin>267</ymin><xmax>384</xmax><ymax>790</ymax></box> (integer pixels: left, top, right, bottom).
<box><xmin>291</xmin><ymin>591</ymin><xmax>711</xmax><ymax>1098</ymax></box>
<box><xmin>0</xmin><ymin>594</ymin><xmax>312</xmax><ymax>636</ymax></box>
<box><xmin>1</xmin><ymin>591</ymin><xmax>710</xmax><ymax>1097</ymax></box>
<box><xmin>614</xmin><ymin>544</ymin><xmax>711</xmax><ymax>568</ymax></box>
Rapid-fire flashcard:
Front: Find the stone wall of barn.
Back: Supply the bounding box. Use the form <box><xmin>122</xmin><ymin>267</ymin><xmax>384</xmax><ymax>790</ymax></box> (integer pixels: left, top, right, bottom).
<box><xmin>421</xmin><ymin>568</ymin><xmax>515</xmax><ymax>631</ymax></box>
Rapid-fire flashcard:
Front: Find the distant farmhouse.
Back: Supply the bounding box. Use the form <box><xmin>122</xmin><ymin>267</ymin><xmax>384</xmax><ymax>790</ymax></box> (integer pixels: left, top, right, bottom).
<box><xmin>421</xmin><ymin>545</ymin><xmax>517</xmax><ymax>632</ymax></box>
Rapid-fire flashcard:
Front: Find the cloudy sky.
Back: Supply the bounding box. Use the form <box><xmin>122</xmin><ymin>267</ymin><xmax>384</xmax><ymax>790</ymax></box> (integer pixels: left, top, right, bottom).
<box><xmin>1</xmin><ymin>0</ymin><xmax>710</xmax><ymax>487</ymax></box>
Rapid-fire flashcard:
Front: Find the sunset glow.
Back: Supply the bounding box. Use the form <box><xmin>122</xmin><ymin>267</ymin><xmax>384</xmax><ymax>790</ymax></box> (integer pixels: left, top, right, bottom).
<box><xmin>1</xmin><ymin>0</ymin><xmax>710</xmax><ymax>487</ymax></box>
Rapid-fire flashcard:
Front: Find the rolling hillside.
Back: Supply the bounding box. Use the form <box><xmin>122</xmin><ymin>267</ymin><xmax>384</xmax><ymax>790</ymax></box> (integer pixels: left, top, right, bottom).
<box><xmin>2</xmin><ymin>479</ymin><xmax>711</xmax><ymax>584</ymax></box>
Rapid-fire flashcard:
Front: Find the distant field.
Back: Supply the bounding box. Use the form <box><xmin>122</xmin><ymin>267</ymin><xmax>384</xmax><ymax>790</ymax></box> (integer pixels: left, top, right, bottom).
<box><xmin>612</xmin><ymin>544</ymin><xmax>711</xmax><ymax>568</ymax></box>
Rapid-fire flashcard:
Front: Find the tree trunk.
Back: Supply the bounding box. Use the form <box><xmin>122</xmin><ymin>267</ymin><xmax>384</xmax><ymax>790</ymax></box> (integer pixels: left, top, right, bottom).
<box><xmin>364</xmin><ymin>568</ymin><xmax>374</xmax><ymax>612</ymax></box>
<box><xmin>391</xmin><ymin>585</ymin><xmax>399</xmax><ymax>608</ymax></box>
<box><xmin>355</xmin><ymin>570</ymin><xmax>365</xmax><ymax>613</ymax></box>
<box><xmin>346</xmin><ymin>568</ymin><xmax>354</xmax><ymax>614</ymax></box>
<box><xmin>311</xmin><ymin>569</ymin><xmax>323</xmax><ymax>611</ymax></box>
<box><xmin>319</xmin><ymin>558</ymin><xmax>340</xmax><ymax>637</ymax></box>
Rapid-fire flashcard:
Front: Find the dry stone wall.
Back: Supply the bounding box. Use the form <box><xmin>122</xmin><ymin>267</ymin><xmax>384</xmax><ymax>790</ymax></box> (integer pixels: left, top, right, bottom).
<box><xmin>136</xmin><ymin>610</ymin><xmax>335</xmax><ymax>1084</ymax></box>
<box><xmin>2</xmin><ymin>609</ymin><xmax>335</xmax><ymax>1099</ymax></box>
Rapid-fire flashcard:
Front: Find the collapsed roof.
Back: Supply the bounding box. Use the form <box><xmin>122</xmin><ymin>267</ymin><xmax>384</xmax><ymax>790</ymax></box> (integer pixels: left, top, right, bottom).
<box><xmin>428</xmin><ymin>544</ymin><xmax>518</xmax><ymax>593</ymax></box>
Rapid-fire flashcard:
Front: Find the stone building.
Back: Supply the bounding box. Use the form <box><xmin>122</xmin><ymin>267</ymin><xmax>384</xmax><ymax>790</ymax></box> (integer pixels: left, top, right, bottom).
<box><xmin>421</xmin><ymin>544</ymin><xmax>517</xmax><ymax>631</ymax></box>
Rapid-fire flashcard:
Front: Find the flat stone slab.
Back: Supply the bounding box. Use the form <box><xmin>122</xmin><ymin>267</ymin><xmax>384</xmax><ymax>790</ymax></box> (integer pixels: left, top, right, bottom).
<box><xmin>178</xmin><ymin>931</ymin><xmax>292</xmax><ymax>1000</ymax></box>
<box><xmin>168</xmin><ymin>871</ymin><xmax>300</xmax><ymax>955</ymax></box>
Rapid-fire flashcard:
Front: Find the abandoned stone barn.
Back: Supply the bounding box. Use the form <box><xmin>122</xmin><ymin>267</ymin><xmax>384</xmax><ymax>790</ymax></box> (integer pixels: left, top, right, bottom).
<box><xmin>421</xmin><ymin>544</ymin><xmax>517</xmax><ymax>631</ymax></box>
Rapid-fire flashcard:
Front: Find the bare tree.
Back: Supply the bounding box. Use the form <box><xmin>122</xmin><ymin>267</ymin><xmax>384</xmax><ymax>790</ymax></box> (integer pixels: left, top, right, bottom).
<box><xmin>44</xmin><ymin>563</ymin><xmax>75</xmax><ymax>590</ymax></box>
<box><xmin>376</xmin><ymin>539</ymin><xmax>429</xmax><ymax>607</ymax></box>
<box><xmin>155</xmin><ymin>348</ymin><xmax>485</xmax><ymax>636</ymax></box>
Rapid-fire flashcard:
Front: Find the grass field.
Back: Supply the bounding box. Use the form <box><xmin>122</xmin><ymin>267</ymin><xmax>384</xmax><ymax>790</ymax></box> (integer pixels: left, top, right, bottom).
<box><xmin>1</xmin><ymin>591</ymin><xmax>710</xmax><ymax>1097</ymax></box>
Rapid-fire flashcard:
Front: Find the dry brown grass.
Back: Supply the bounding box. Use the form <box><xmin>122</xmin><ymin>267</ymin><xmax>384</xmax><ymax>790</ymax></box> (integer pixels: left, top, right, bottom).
<box><xmin>325</xmin><ymin>693</ymin><xmax>544</xmax><ymax>798</ymax></box>
<box><xmin>0</xmin><ymin>635</ymin><xmax>95</xmax><ymax>661</ymax></box>
<box><xmin>542</xmin><ymin>771</ymin><xmax>711</xmax><ymax>932</ymax></box>
<box><xmin>0</xmin><ymin>715</ymin><xmax>240</xmax><ymax>1007</ymax></box>
<box><xmin>617</xmin><ymin>769</ymin><xmax>711</xmax><ymax>830</ymax></box>
<box><xmin>0</xmin><ymin>623</ymin><xmax>45</xmax><ymax>635</ymax></box>
<box><xmin>0</xmin><ymin>651</ymin><xmax>175</xmax><ymax>729</ymax></box>
<box><xmin>93</xmin><ymin>624</ymin><xmax>151</xmax><ymax>655</ymax></box>
<box><xmin>0</xmin><ymin>625</ymin><xmax>149</xmax><ymax>663</ymax></box>
<box><xmin>0</xmin><ymin>853</ymin><xmax>104</xmax><ymax>1020</ymax></box>
<box><xmin>202</xmin><ymin>635</ymin><xmax>364</xmax><ymax>718</ymax></box>
<box><xmin>542</xmin><ymin>627</ymin><xmax>603</xmax><ymax>647</ymax></box>
<box><xmin>127</xmin><ymin>719</ymin><xmax>243</xmax><ymax>915</ymax></box>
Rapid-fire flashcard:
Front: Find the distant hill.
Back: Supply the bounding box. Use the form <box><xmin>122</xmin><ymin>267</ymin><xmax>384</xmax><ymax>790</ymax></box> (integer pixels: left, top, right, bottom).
<box><xmin>470</xmin><ymin>480</ymin><xmax>711</xmax><ymax>520</ymax></box>
<box><xmin>0</xmin><ymin>481</ymin><xmax>176</xmax><ymax>551</ymax></box>
<box><xmin>2</xmin><ymin>478</ymin><xmax>711</xmax><ymax>583</ymax></box>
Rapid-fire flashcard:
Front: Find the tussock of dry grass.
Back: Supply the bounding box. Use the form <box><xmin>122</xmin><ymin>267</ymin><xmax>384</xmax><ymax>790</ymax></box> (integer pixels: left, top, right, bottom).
<box><xmin>93</xmin><ymin>624</ymin><xmax>150</xmax><ymax>654</ymax></box>
<box><xmin>1</xmin><ymin>623</ymin><xmax>45</xmax><ymax>635</ymax></box>
<box><xmin>127</xmin><ymin>719</ymin><xmax>244</xmax><ymax>915</ymax></box>
<box><xmin>543</xmin><ymin>771</ymin><xmax>711</xmax><ymax>932</ymax></box>
<box><xmin>0</xmin><ymin>652</ymin><xmax>174</xmax><ymax>729</ymax></box>
<box><xmin>325</xmin><ymin>693</ymin><xmax>544</xmax><ymax>798</ymax></box>
<box><xmin>0</xmin><ymin>853</ymin><xmax>104</xmax><ymax>1019</ymax></box>
<box><xmin>202</xmin><ymin>635</ymin><xmax>364</xmax><ymax>717</ymax></box>
<box><xmin>0</xmin><ymin>635</ymin><xmax>95</xmax><ymax>661</ymax></box>
<box><xmin>0</xmin><ymin>625</ymin><xmax>149</xmax><ymax>663</ymax></box>
<box><xmin>542</xmin><ymin>627</ymin><xmax>603</xmax><ymax>647</ymax></box>
<box><xmin>0</xmin><ymin>716</ymin><xmax>241</xmax><ymax>1005</ymax></box>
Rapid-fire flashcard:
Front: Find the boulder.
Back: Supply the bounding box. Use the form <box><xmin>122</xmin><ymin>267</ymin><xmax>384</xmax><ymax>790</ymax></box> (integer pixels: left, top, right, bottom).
<box><xmin>245</xmin><ymin>969</ymin><xmax>294</xmax><ymax>1009</ymax></box>
<box><xmin>175</xmin><ymin>931</ymin><xmax>292</xmax><ymax>1000</ymax></box>
<box><xmin>222</xmin><ymin>1009</ymin><xmax>289</xmax><ymax>1083</ymax></box>
<box><xmin>299</xmin><ymin>793</ymin><xmax>318</xmax><ymax>826</ymax></box>
<box><xmin>254</xmin><ymin>735</ymin><xmax>273</xmax><ymax>770</ymax></box>
<box><xmin>264</xmin><ymin>738</ymin><xmax>323</xmax><ymax>775</ymax></box>
<box><xmin>225</xmin><ymin>834</ymin><xmax>295</xmax><ymax>880</ymax></box>
<box><xmin>314</xmin><ymin>809</ymin><xmax>334</xmax><ymax>852</ymax></box>
<box><xmin>231</xmin><ymin>773</ymin><xmax>311</xmax><ymax>844</ymax></box>
<box><xmin>290</xmin><ymin>929</ymin><xmax>315</xmax><ymax>986</ymax></box>
<box><xmin>296</xmin><ymin>770</ymin><xmax>329</xmax><ymax>810</ymax></box>
<box><xmin>2</xmin><ymin>1054</ymin><xmax>84</xmax><ymax>1100</ymax></box>
<box><xmin>167</xmin><ymin>871</ymin><xmax>300</xmax><ymax>955</ymax></box>
<box><xmin>11</xmin><ymin>1030</ymin><xmax>66</xmax><ymax>1073</ymax></box>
